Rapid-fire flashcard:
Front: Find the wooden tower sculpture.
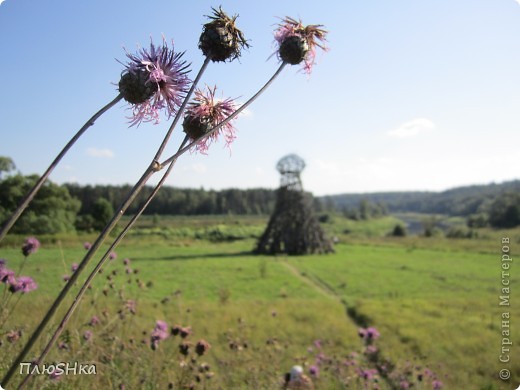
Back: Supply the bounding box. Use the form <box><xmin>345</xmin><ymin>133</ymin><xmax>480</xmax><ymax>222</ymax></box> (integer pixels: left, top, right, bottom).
<box><xmin>255</xmin><ymin>154</ymin><xmax>334</xmax><ymax>255</ymax></box>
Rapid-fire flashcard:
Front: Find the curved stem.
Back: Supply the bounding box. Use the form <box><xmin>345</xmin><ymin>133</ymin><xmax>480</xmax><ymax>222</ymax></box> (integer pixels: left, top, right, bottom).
<box><xmin>6</xmin><ymin>60</ymin><xmax>210</xmax><ymax>389</ymax></box>
<box><xmin>153</xmin><ymin>58</ymin><xmax>210</xmax><ymax>162</ymax></box>
<box><xmin>160</xmin><ymin>62</ymin><xmax>287</xmax><ymax>168</ymax></box>
<box><xmin>0</xmin><ymin>166</ymin><xmax>155</xmax><ymax>388</ymax></box>
<box><xmin>0</xmin><ymin>94</ymin><xmax>123</xmax><ymax>243</ymax></box>
<box><xmin>18</xmin><ymin>137</ymin><xmax>189</xmax><ymax>390</ymax></box>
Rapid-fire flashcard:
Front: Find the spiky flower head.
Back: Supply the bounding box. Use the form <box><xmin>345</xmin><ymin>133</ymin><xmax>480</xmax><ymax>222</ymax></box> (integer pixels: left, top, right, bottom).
<box><xmin>9</xmin><ymin>276</ymin><xmax>38</xmax><ymax>294</ymax></box>
<box><xmin>199</xmin><ymin>7</ymin><xmax>249</xmax><ymax>62</ymax></box>
<box><xmin>22</xmin><ymin>237</ymin><xmax>40</xmax><ymax>256</ymax></box>
<box><xmin>274</xmin><ymin>17</ymin><xmax>328</xmax><ymax>74</ymax></box>
<box><xmin>183</xmin><ymin>86</ymin><xmax>238</xmax><ymax>154</ymax></box>
<box><xmin>119</xmin><ymin>37</ymin><xmax>191</xmax><ymax>126</ymax></box>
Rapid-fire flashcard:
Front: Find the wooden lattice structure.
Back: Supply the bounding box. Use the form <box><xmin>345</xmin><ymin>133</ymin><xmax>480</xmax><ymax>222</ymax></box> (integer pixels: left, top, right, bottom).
<box><xmin>255</xmin><ymin>154</ymin><xmax>334</xmax><ymax>255</ymax></box>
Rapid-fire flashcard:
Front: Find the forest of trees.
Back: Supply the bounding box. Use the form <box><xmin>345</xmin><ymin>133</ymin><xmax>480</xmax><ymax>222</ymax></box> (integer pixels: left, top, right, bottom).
<box><xmin>1</xmin><ymin>158</ymin><xmax>519</xmax><ymax>234</ymax></box>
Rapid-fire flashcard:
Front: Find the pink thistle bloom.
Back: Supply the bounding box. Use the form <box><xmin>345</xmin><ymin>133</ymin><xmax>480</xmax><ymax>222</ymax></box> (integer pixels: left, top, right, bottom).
<box><xmin>309</xmin><ymin>365</ymin><xmax>319</xmax><ymax>378</ymax></box>
<box><xmin>365</xmin><ymin>327</ymin><xmax>380</xmax><ymax>340</ymax></box>
<box><xmin>273</xmin><ymin>17</ymin><xmax>328</xmax><ymax>75</ymax></box>
<box><xmin>432</xmin><ymin>380</ymin><xmax>443</xmax><ymax>390</ymax></box>
<box><xmin>9</xmin><ymin>276</ymin><xmax>37</xmax><ymax>293</ymax></box>
<box><xmin>89</xmin><ymin>315</ymin><xmax>100</xmax><ymax>326</ymax></box>
<box><xmin>83</xmin><ymin>330</ymin><xmax>93</xmax><ymax>341</ymax></box>
<box><xmin>109</xmin><ymin>251</ymin><xmax>117</xmax><ymax>260</ymax></box>
<box><xmin>357</xmin><ymin>368</ymin><xmax>378</xmax><ymax>381</ymax></box>
<box><xmin>21</xmin><ymin>237</ymin><xmax>40</xmax><ymax>256</ymax></box>
<box><xmin>123</xmin><ymin>258</ymin><xmax>130</xmax><ymax>266</ymax></box>
<box><xmin>0</xmin><ymin>267</ymin><xmax>16</xmax><ymax>285</ymax></box>
<box><xmin>49</xmin><ymin>371</ymin><xmax>62</xmax><ymax>381</ymax></box>
<box><xmin>151</xmin><ymin>320</ymin><xmax>169</xmax><ymax>350</ymax></box>
<box><xmin>83</xmin><ymin>242</ymin><xmax>92</xmax><ymax>250</ymax></box>
<box><xmin>62</xmin><ymin>275</ymin><xmax>70</xmax><ymax>282</ymax></box>
<box><xmin>120</xmin><ymin>37</ymin><xmax>191</xmax><ymax>127</ymax></box>
<box><xmin>71</xmin><ymin>263</ymin><xmax>79</xmax><ymax>273</ymax></box>
<box><xmin>183</xmin><ymin>86</ymin><xmax>238</xmax><ymax>154</ymax></box>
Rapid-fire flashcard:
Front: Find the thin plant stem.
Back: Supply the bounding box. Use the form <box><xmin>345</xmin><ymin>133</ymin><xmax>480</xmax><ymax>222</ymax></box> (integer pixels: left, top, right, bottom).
<box><xmin>18</xmin><ymin>137</ymin><xmax>189</xmax><ymax>389</ymax></box>
<box><xmin>14</xmin><ymin>62</ymin><xmax>287</xmax><ymax>388</ymax></box>
<box><xmin>2</xmin><ymin>59</ymin><xmax>210</xmax><ymax>389</ymax></box>
<box><xmin>0</xmin><ymin>167</ymin><xmax>155</xmax><ymax>388</ymax></box>
<box><xmin>160</xmin><ymin>62</ymin><xmax>287</xmax><ymax>168</ymax></box>
<box><xmin>0</xmin><ymin>94</ymin><xmax>123</xmax><ymax>243</ymax></box>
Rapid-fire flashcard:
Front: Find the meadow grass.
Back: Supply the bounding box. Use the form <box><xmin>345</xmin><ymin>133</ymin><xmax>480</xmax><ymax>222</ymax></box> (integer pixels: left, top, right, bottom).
<box><xmin>1</xmin><ymin>216</ymin><xmax>519</xmax><ymax>389</ymax></box>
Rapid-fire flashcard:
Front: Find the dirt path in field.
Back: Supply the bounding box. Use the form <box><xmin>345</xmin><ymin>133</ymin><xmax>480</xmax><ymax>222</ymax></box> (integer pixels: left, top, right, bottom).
<box><xmin>280</xmin><ymin>260</ymin><xmax>339</xmax><ymax>299</ymax></box>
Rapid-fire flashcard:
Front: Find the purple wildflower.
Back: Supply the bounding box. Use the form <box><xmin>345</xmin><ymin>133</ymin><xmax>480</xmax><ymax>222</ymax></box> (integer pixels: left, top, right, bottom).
<box><xmin>120</xmin><ymin>37</ymin><xmax>191</xmax><ymax>127</ymax></box>
<box><xmin>21</xmin><ymin>237</ymin><xmax>40</xmax><ymax>256</ymax></box>
<box><xmin>309</xmin><ymin>365</ymin><xmax>319</xmax><ymax>378</ymax></box>
<box><xmin>83</xmin><ymin>242</ymin><xmax>92</xmax><ymax>250</ymax></box>
<box><xmin>71</xmin><ymin>263</ymin><xmax>79</xmax><ymax>273</ymax></box>
<box><xmin>123</xmin><ymin>258</ymin><xmax>130</xmax><ymax>266</ymax></box>
<box><xmin>357</xmin><ymin>368</ymin><xmax>378</xmax><ymax>381</ymax></box>
<box><xmin>49</xmin><ymin>369</ymin><xmax>62</xmax><ymax>381</ymax></box>
<box><xmin>62</xmin><ymin>275</ymin><xmax>70</xmax><ymax>282</ymax></box>
<box><xmin>0</xmin><ymin>259</ymin><xmax>6</xmax><ymax>267</ymax></box>
<box><xmin>365</xmin><ymin>327</ymin><xmax>380</xmax><ymax>340</ymax></box>
<box><xmin>89</xmin><ymin>315</ymin><xmax>100</xmax><ymax>326</ymax></box>
<box><xmin>9</xmin><ymin>276</ymin><xmax>38</xmax><ymax>294</ymax></box>
<box><xmin>83</xmin><ymin>330</ymin><xmax>93</xmax><ymax>341</ymax></box>
<box><xmin>151</xmin><ymin>320</ymin><xmax>169</xmax><ymax>350</ymax></box>
<box><xmin>400</xmin><ymin>380</ymin><xmax>410</xmax><ymax>389</ymax></box>
<box><xmin>0</xmin><ymin>267</ymin><xmax>15</xmax><ymax>285</ymax></box>
<box><xmin>195</xmin><ymin>339</ymin><xmax>211</xmax><ymax>356</ymax></box>
<box><xmin>183</xmin><ymin>86</ymin><xmax>238</xmax><ymax>154</ymax></box>
<box><xmin>109</xmin><ymin>251</ymin><xmax>117</xmax><ymax>260</ymax></box>
<box><xmin>432</xmin><ymin>380</ymin><xmax>443</xmax><ymax>390</ymax></box>
<box><xmin>273</xmin><ymin>17</ymin><xmax>328</xmax><ymax>74</ymax></box>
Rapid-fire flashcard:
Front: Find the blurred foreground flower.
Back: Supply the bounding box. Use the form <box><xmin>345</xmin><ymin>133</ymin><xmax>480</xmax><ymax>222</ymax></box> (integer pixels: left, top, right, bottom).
<box><xmin>9</xmin><ymin>276</ymin><xmax>38</xmax><ymax>294</ymax></box>
<box><xmin>120</xmin><ymin>37</ymin><xmax>191</xmax><ymax>126</ymax></box>
<box><xmin>183</xmin><ymin>86</ymin><xmax>238</xmax><ymax>153</ymax></box>
<box><xmin>274</xmin><ymin>17</ymin><xmax>328</xmax><ymax>74</ymax></box>
<box><xmin>199</xmin><ymin>6</ymin><xmax>249</xmax><ymax>62</ymax></box>
<box><xmin>21</xmin><ymin>237</ymin><xmax>40</xmax><ymax>257</ymax></box>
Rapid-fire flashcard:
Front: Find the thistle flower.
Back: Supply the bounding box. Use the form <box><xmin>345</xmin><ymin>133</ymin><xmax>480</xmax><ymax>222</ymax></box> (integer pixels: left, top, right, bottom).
<box><xmin>0</xmin><ymin>267</ymin><xmax>15</xmax><ymax>285</ymax></box>
<box><xmin>109</xmin><ymin>251</ymin><xmax>117</xmax><ymax>260</ymax></box>
<box><xmin>89</xmin><ymin>315</ymin><xmax>100</xmax><ymax>326</ymax></box>
<box><xmin>83</xmin><ymin>330</ymin><xmax>93</xmax><ymax>341</ymax></box>
<box><xmin>71</xmin><ymin>263</ymin><xmax>79</xmax><ymax>273</ymax></box>
<box><xmin>274</xmin><ymin>17</ymin><xmax>328</xmax><ymax>74</ymax></box>
<box><xmin>199</xmin><ymin>7</ymin><xmax>249</xmax><ymax>62</ymax></box>
<box><xmin>83</xmin><ymin>242</ymin><xmax>92</xmax><ymax>250</ymax></box>
<box><xmin>151</xmin><ymin>320</ymin><xmax>169</xmax><ymax>349</ymax></box>
<box><xmin>119</xmin><ymin>37</ymin><xmax>191</xmax><ymax>126</ymax></box>
<box><xmin>9</xmin><ymin>276</ymin><xmax>37</xmax><ymax>294</ymax></box>
<box><xmin>21</xmin><ymin>237</ymin><xmax>40</xmax><ymax>257</ymax></box>
<box><xmin>183</xmin><ymin>86</ymin><xmax>238</xmax><ymax>153</ymax></box>
<box><xmin>195</xmin><ymin>339</ymin><xmax>211</xmax><ymax>356</ymax></box>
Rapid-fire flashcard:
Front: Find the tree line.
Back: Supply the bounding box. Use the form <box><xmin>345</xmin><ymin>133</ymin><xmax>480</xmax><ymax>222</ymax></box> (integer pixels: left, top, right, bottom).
<box><xmin>1</xmin><ymin>160</ymin><xmax>519</xmax><ymax>234</ymax></box>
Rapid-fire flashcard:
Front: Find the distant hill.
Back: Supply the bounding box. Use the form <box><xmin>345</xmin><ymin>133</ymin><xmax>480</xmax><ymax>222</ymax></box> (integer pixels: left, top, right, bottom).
<box><xmin>318</xmin><ymin>180</ymin><xmax>520</xmax><ymax>216</ymax></box>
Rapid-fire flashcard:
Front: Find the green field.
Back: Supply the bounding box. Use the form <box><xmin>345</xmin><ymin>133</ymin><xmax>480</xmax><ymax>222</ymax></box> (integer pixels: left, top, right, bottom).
<box><xmin>0</xmin><ymin>215</ymin><xmax>519</xmax><ymax>389</ymax></box>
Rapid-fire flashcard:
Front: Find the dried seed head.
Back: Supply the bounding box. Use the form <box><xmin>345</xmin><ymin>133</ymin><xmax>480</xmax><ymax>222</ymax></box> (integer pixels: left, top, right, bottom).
<box><xmin>274</xmin><ymin>17</ymin><xmax>328</xmax><ymax>74</ymax></box>
<box><xmin>182</xmin><ymin>114</ymin><xmax>212</xmax><ymax>140</ymax></box>
<box><xmin>199</xmin><ymin>7</ymin><xmax>249</xmax><ymax>62</ymax></box>
<box><xmin>119</xmin><ymin>70</ymin><xmax>156</xmax><ymax>104</ymax></box>
<box><xmin>279</xmin><ymin>35</ymin><xmax>309</xmax><ymax>65</ymax></box>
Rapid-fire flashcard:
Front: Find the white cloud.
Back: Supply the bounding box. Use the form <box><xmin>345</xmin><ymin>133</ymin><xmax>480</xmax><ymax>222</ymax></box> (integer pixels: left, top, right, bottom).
<box><xmin>191</xmin><ymin>163</ymin><xmax>207</xmax><ymax>174</ymax></box>
<box><xmin>0</xmin><ymin>0</ymin><xmax>6</xmax><ymax>5</ymax></box>
<box><xmin>387</xmin><ymin>118</ymin><xmax>435</xmax><ymax>138</ymax></box>
<box><xmin>86</xmin><ymin>148</ymin><xmax>114</xmax><ymax>158</ymax></box>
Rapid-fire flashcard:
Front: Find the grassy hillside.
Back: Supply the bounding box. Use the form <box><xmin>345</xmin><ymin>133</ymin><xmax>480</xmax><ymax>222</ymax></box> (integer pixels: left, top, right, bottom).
<box><xmin>0</xmin><ymin>216</ymin><xmax>519</xmax><ymax>388</ymax></box>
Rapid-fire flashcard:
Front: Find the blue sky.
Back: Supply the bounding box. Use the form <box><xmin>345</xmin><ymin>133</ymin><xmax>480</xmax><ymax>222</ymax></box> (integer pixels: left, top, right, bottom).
<box><xmin>1</xmin><ymin>0</ymin><xmax>519</xmax><ymax>196</ymax></box>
